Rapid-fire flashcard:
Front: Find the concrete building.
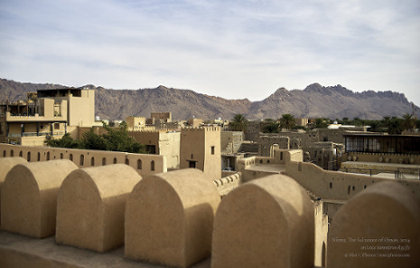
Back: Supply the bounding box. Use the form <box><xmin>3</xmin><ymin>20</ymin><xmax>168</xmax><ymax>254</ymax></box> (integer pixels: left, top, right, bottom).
<box><xmin>180</xmin><ymin>126</ymin><xmax>221</xmax><ymax>179</ymax></box>
<box><xmin>0</xmin><ymin>87</ymin><xmax>95</xmax><ymax>146</ymax></box>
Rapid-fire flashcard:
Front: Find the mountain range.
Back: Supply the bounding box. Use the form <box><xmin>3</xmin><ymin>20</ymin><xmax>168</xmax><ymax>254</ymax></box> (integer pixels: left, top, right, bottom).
<box><xmin>1</xmin><ymin>78</ymin><xmax>418</xmax><ymax>121</ymax></box>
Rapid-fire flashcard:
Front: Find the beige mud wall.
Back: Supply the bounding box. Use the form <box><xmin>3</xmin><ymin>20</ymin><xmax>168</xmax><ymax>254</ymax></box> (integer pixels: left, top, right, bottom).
<box><xmin>125</xmin><ymin>169</ymin><xmax>220</xmax><ymax>268</ymax></box>
<box><xmin>0</xmin><ymin>157</ymin><xmax>27</xmax><ymax>227</ymax></box>
<box><xmin>1</xmin><ymin>160</ymin><xmax>77</xmax><ymax>238</ymax></box>
<box><xmin>56</xmin><ymin>164</ymin><xmax>141</xmax><ymax>252</ymax></box>
<box><xmin>211</xmin><ymin>174</ymin><xmax>314</xmax><ymax>268</ymax></box>
<box><xmin>328</xmin><ymin>181</ymin><xmax>420</xmax><ymax>268</ymax></box>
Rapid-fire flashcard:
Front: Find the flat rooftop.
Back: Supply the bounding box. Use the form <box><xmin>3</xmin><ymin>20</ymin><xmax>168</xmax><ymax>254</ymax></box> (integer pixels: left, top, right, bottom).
<box><xmin>0</xmin><ymin>231</ymin><xmax>210</xmax><ymax>268</ymax></box>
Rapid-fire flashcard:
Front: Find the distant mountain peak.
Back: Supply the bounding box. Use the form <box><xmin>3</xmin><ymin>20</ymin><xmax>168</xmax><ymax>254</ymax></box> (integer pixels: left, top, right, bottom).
<box><xmin>304</xmin><ymin>83</ymin><xmax>323</xmax><ymax>92</ymax></box>
<box><xmin>156</xmin><ymin>85</ymin><xmax>169</xmax><ymax>90</ymax></box>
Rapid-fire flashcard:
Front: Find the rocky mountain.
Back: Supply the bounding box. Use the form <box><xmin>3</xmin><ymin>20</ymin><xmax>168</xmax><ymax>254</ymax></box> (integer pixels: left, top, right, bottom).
<box><xmin>0</xmin><ymin>78</ymin><xmax>418</xmax><ymax>120</ymax></box>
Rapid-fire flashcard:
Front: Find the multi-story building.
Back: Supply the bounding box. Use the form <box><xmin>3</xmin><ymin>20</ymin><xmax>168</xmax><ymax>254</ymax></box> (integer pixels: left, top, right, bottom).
<box><xmin>180</xmin><ymin>126</ymin><xmax>221</xmax><ymax>179</ymax></box>
<box><xmin>0</xmin><ymin>87</ymin><xmax>95</xmax><ymax>146</ymax></box>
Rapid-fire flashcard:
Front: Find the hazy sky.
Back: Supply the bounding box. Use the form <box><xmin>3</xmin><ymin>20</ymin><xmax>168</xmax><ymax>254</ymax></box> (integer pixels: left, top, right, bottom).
<box><xmin>1</xmin><ymin>0</ymin><xmax>419</xmax><ymax>105</ymax></box>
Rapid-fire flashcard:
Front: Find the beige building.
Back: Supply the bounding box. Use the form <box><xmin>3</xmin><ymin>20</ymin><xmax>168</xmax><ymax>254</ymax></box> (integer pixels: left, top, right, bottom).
<box><xmin>130</xmin><ymin>130</ymin><xmax>180</xmax><ymax>169</ymax></box>
<box><xmin>187</xmin><ymin>118</ymin><xmax>203</xmax><ymax>128</ymax></box>
<box><xmin>125</xmin><ymin>116</ymin><xmax>146</xmax><ymax>131</ymax></box>
<box><xmin>180</xmin><ymin>126</ymin><xmax>221</xmax><ymax>179</ymax></box>
<box><xmin>0</xmin><ymin>88</ymin><xmax>95</xmax><ymax>146</ymax></box>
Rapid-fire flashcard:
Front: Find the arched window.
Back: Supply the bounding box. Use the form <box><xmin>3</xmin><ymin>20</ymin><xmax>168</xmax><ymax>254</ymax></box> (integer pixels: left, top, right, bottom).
<box><xmin>69</xmin><ymin>154</ymin><xmax>73</xmax><ymax>161</ymax></box>
<box><xmin>10</xmin><ymin>150</ymin><xmax>14</xmax><ymax>157</ymax></box>
<box><xmin>91</xmin><ymin>157</ymin><xmax>95</xmax><ymax>166</ymax></box>
<box><xmin>151</xmin><ymin>160</ymin><xmax>155</xmax><ymax>171</ymax></box>
<box><xmin>2</xmin><ymin>150</ymin><xmax>6</xmax><ymax>157</ymax></box>
<box><xmin>47</xmin><ymin>152</ymin><xmax>50</xmax><ymax>161</ymax></box>
<box><xmin>27</xmin><ymin>151</ymin><xmax>31</xmax><ymax>161</ymax></box>
<box><xmin>102</xmin><ymin>157</ymin><xmax>106</xmax><ymax>166</ymax></box>
<box><xmin>137</xmin><ymin>159</ymin><xmax>142</xmax><ymax>169</ymax></box>
<box><xmin>80</xmin><ymin>154</ymin><xmax>84</xmax><ymax>166</ymax></box>
<box><xmin>37</xmin><ymin>152</ymin><xmax>41</xmax><ymax>161</ymax></box>
<box><xmin>19</xmin><ymin>151</ymin><xmax>23</xmax><ymax>157</ymax></box>
<box><xmin>60</xmin><ymin>153</ymin><xmax>63</xmax><ymax>159</ymax></box>
<box><xmin>113</xmin><ymin>157</ymin><xmax>117</xmax><ymax>164</ymax></box>
<box><xmin>329</xmin><ymin>182</ymin><xmax>333</xmax><ymax>189</ymax></box>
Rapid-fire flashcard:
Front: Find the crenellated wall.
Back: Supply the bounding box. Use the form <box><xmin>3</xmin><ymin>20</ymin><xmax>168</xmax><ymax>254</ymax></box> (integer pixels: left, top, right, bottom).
<box><xmin>0</xmin><ymin>144</ymin><xmax>166</xmax><ymax>177</ymax></box>
<box><xmin>213</xmin><ymin>172</ymin><xmax>241</xmax><ymax>197</ymax></box>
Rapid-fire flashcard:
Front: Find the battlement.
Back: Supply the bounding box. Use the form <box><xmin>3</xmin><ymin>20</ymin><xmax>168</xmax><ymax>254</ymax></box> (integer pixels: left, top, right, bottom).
<box><xmin>181</xmin><ymin>126</ymin><xmax>220</xmax><ymax>132</ymax></box>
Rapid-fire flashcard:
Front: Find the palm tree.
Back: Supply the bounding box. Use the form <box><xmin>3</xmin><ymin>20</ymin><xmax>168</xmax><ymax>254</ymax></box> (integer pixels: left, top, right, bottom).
<box><xmin>279</xmin><ymin>114</ymin><xmax>296</xmax><ymax>130</ymax></box>
<box><xmin>230</xmin><ymin>114</ymin><xmax>248</xmax><ymax>131</ymax></box>
<box><xmin>402</xmin><ymin>113</ymin><xmax>416</xmax><ymax>131</ymax></box>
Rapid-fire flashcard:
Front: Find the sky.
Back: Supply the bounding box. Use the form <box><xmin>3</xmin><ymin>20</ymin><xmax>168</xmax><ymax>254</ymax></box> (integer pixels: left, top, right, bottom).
<box><xmin>1</xmin><ymin>0</ymin><xmax>419</xmax><ymax>105</ymax></box>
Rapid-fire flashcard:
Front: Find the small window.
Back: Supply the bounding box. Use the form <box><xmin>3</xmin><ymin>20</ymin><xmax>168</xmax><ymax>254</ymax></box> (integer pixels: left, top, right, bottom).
<box><xmin>280</xmin><ymin>152</ymin><xmax>283</xmax><ymax>160</ymax></box>
<box><xmin>2</xmin><ymin>150</ymin><xmax>5</xmax><ymax>157</ymax></box>
<box><xmin>102</xmin><ymin>157</ymin><xmax>106</xmax><ymax>166</ymax></box>
<box><xmin>47</xmin><ymin>152</ymin><xmax>50</xmax><ymax>160</ymax></box>
<box><xmin>125</xmin><ymin>158</ymin><xmax>129</xmax><ymax>165</ymax></box>
<box><xmin>37</xmin><ymin>152</ymin><xmax>41</xmax><ymax>161</ymax></box>
<box><xmin>91</xmin><ymin>157</ymin><xmax>95</xmax><ymax>166</ymax></box>
<box><xmin>329</xmin><ymin>182</ymin><xmax>333</xmax><ymax>189</ymax></box>
<box><xmin>80</xmin><ymin>154</ymin><xmax>84</xmax><ymax>166</ymax></box>
<box><xmin>69</xmin><ymin>154</ymin><xmax>73</xmax><ymax>161</ymax></box>
<box><xmin>347</xmin><ymin>186</ymin><xmax>351</xmax><ymax>195</ymax></box>
<box><xmin>113</xmin><ymin>157</ymin><xmax>117</xmax><ymax>164</ymax></box>
<box><xmin>151</xmin><ymin>160</ymin><xmax>155</xmax><ymax>171</ymax></box>
<box><xmin>137</xmin><ymin>159</ymin><xmax>142</xmax><ymax>170</ymax></box>
<box><xmin>19</xmin><ymin>151</ymin><xmax>23</xmax><ymax>157</ymax></box>
<box><xmin>27</xmin><ymin>152</ymin><xmax>31</xmax><ymax>161</ymax></box>
<box><xmin>352</xmin><ymin>186</ymin><xmax>355</xmax><ymax>191</ymax></box>
<box><xmin>363</xmin><ymin>185</ymin><xmax>367</xmax><ymax>189</ymax></box>
<box><xmin>211</xmin><ymin>146</ymin><xmax>215</xmax><ymax>155</ymax></box>
<box><xmin>10</xmin><ymin>150</ymin><xmax>14</xmax><ymax>157</ymax></box>
<box><xmin>191</xmin><ymin>154</ymin><xmax>194</xmax><ymax>159</ymax></box>
<box><xmin>54</xmin><ymin>123</ymin><xmax>60</xmax><ymax>130</ymax></box>
<box><xmin>60</xmin><ymin>153</ymin><xmax>63</xmax><ymax>159</ymax></box>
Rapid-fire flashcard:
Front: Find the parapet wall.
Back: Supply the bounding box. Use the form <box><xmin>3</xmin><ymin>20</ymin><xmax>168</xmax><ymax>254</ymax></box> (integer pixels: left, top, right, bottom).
<box><xmin>237</xmin><ymin>149</ymin><xmax>303</xmax><ymax>170</ymax></box>
<box><xmin>181</xmin><ymin>126</ymin><xmax>220</xmax><ymax>132</ymax></box>
<box><xmin>213</xmin><ymin>172</ymin><xmax>241</xmax><ymax>197</ymax></box>
<box><xmin>0</xmin><ymin>144</ymin><xmax>166</xmax><ymax>177</ymax></box>
<box><xmin>285</xmin><ymin>161</ymin><xmax>420</xmax><ymax>203</ymax></box>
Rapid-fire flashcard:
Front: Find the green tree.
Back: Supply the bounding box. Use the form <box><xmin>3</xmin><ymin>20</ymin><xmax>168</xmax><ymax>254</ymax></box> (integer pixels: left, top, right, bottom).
<box><xmin>230</xmin><ymin>114</ymin><xmax>248</xmax><ymax>131</ymax></box>
<box><xmin>314</xmin><ymin>118</ymin><xmax>328</xmax><ymax>129</ymax></box>
<box><xmin>46</xmin><ymin>133</ymin><xmax>80</xmax><ymax>148</ymax></box>
<box><xmin>80</xmin><ymin>129</ymin><xmax>107</xmax><ymax>150</ymax></box>
<box><xmin>102</xmin><ymin>123</ymin><xmax>145</xmax><ymax>153</ymax></box>
<box><xmin>382</xmin><ymin>116</ymin><xmax>403</xmax><ymax>134</ymax></box>
<box><xmin>279</xmin><ymin>114</ymin><xmax>295</xmax><ymax>130</ymax></box>
<box><xmin>47</xmin><ymin>124</ymin><xmax>146</xmax><ymax>154</ymax></box>
<box><xmin>261</xmin><ymin>118</ymin><xmax>279</xmax><ymax>133</ymax></box>
<box><xmin>401</xmin><ymin>113</ymin><xmax>416</xmax><ymax>131</ymax></box>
